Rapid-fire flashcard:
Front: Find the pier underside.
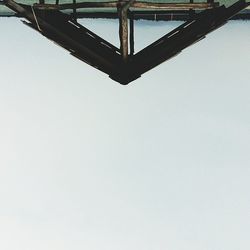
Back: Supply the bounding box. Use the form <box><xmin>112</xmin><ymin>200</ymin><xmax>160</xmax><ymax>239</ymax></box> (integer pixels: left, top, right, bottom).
<box><xmin>3</xmin><ymin>0</ymin><xmax>250</xmax><ymax>84</ymax></box>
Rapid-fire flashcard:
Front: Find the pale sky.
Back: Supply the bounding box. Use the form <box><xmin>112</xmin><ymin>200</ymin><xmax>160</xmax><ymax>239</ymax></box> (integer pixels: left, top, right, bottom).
<box><xmin>0</xmin><ymin>18</ymin><xmax>250</xmax><ymax>250</ymax></box>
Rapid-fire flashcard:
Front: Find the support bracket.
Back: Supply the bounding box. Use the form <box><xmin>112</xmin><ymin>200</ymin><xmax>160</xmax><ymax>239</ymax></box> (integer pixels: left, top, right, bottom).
<box><xmin>3</xmin><ymin>0</ymin><xmax>249</xmax><ymax>85</ymax></box>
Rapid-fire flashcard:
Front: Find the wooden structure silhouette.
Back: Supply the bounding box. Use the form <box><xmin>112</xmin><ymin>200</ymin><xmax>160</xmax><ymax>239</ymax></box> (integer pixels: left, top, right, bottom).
<box><xmin>3</xmin><ymin>0</ymin><xmax>250</xmax><ymax>84</ymax></box>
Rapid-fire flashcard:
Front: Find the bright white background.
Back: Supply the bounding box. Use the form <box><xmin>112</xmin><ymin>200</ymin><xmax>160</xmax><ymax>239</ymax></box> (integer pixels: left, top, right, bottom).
<box><xmin>0</xmin><ymin>18</ymin><xmax>250</xmax><ymax>250</ymax></box>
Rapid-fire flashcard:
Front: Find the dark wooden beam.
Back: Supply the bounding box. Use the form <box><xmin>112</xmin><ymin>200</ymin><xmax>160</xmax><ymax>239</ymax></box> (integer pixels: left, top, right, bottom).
<box><xmin>129</xmin><ymin>12</ymin><xmax>134</xmax><ymax>56</ymax></box>
<box><xmin>4</xmin><ymin>0</ymin><xmax>121</xmax><ymax>73</ymax></box>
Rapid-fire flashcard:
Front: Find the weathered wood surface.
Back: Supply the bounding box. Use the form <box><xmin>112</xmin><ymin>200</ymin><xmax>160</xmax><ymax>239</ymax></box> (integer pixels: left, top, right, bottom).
<box><xmin>1</xmin><ymin>0</ymin><xmax>250</xmax><ymax>18</ymax></box>
<box><xmin>34</xmin><ymin>2</ymin><xmax>219</xmax><ymax>10</ymax></box>
<box><xmin>118</xmin><ymin>0</ymin><xmax>135</xmax><ymax>61</ymax></box>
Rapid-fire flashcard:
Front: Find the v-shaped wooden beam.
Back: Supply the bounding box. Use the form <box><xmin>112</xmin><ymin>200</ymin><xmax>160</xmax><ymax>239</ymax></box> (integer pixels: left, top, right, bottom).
<box><xmin>4</xmin><ymin>0</ymin><xmax>249</xmax><ymax>85</ymax></box>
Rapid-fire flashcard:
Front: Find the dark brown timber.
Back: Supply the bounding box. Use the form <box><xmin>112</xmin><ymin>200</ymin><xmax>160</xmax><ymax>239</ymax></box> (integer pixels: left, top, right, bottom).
<box><xmin>129</xmin><ymin>12</ymin><xmax>134</xmax><ymax>56</ymax></box>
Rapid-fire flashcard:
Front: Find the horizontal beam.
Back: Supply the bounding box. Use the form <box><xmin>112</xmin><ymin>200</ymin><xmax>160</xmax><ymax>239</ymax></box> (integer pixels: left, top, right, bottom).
<box><xmin>34</xmin><ymin>2</ymin><xmax>219</xmax><ymax>11</ymax></box>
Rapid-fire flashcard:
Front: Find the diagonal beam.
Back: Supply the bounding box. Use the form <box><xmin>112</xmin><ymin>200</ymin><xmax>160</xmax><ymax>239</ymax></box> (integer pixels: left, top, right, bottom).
<box><xmin>3</xmin><ymin>0</ymin><xmax>122</xmax><ymax>75</ymax></box>
<box><xmin>128</xmin><ymin>0</ymin><xmax>248</xmax><ymax>78</ymax></box>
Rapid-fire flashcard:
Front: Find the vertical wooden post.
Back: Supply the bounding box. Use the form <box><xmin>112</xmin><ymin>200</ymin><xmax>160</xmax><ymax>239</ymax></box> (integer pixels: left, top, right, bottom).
<box><xmin>39</xmin><ymin>0</ymin><xmax>45</xmax><ymax>4</ymax></box>
<box><xmin>118</xmin><ymin>7</ymin><xmax>129</xmax><ymax>62</ymax></box>
<box><xmin>118</xmin><ymin>0</ymin><xmax>135</xmax><ymax>62</ymax></box>
<box><xmin>73</xmin><ymin>0</ymin><xmax>77</xmax><ymax>21</ymax></box>
<box><xmin>129</xmin><ymin>11</ymin><xmax>134</xmax><ymax>56</ymax></box>
<box><xmin>189</xmin><ymin>0</ymin><xmax>194</xmax><ymax>19</ymax></box>
<box><xmin>56</xmin><ymin>0</ymin><xmax>59</xmax><ymax>5</ymax></box>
